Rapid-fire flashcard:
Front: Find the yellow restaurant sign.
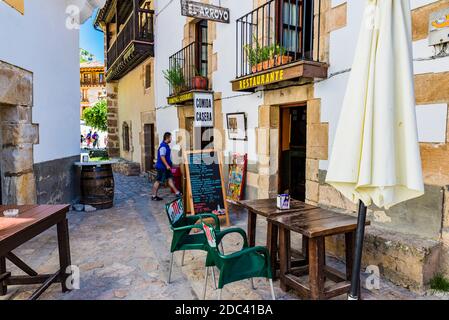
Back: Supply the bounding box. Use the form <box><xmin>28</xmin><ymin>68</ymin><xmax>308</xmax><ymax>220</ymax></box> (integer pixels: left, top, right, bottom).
<box><xmin>167</xmin><ymin>91</ymin><xmax>194</xmax><ymax>105</ymax></box>
<box><xmin>238</xmin><ymin>69</ymin><xmax>285</xmax><ymax>91</ymax></box>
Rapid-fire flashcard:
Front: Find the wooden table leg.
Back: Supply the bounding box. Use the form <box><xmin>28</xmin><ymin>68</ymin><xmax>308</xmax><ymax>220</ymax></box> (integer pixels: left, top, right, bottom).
<box><xmin>266</xmin><ymin>221</ymin><xmax>279</xmax><ymax>279</ymax></box>
<box><xmin>345</xmin><ymin>231</ymin><xmax>360</xmax><ymax>297</ymax></box>
<box><xmin>302</xmin><ymin>236</ymin><xmax>309</xmax><ymax>264</ymax></box>
<box><xmin>308</xmin><ymin>237</ymin><xmax>325</xmax><ymax>300</ymax></box>
<box><xmin>0</xmin><ymin>256</ymin><xmax>7</xmax><ymax>295</ymax></box>
<box><xmin>247</xmin><ymin>209</ymin><xmax>257</xmax><ymax>247</ymax></box>
<box><xmin>57</xmin><ymin>218</ymin><xmax>72</xmax><ymax>293</ymax></box>
<box><xmin>278</xmin><ymin>227</ymin><xmax>291</xmax><ymax>292</ymax></box>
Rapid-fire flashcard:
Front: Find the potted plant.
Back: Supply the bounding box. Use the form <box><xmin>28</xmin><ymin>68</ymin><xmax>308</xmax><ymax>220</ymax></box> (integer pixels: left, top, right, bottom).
<box><xmin>244</xmin><ymin>37</ymin><xmax>263</xmax><ymax>73</ymax></box>
<box><xmin>163</xmin><ymin>64</ymin><xmax>186</xmax><ymax>95</ymax></box>
<box><xmin>271</xmin><ymin>44</ymin><xmax>292</xmax><ymax>67</ymax></box>
<box><xmin>244</xmin><ymin>37</ymin><xmax>292</xmax><ymax>73</ymax></box>
<box><xmin>191</xmin><ymin>68</ymin><xmax>208</xmax><ymax>90</ymax></box>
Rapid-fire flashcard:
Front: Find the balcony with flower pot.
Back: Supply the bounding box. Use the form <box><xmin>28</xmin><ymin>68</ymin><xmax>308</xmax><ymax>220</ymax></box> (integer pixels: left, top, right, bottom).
<box><xmin>231</xmin><ymin>0</ymin><xmax>328</xmax><ymax>92</ymax></box>
<box><xmin>166</xmin><ymin>41</ymin><xmax>212</xmax><ymax>106</ymax></box>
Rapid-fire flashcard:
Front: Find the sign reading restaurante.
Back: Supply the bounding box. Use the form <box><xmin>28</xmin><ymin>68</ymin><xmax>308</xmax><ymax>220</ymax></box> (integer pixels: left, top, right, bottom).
<box><xmin>237</xmin><ymin>69</ymin><xmax>285</xmax><ymax>91</ymax></box>
<box><xmin>180</xmin><ymin>0</ymin><xmax>230</xmax><ymax>24</ymax></box>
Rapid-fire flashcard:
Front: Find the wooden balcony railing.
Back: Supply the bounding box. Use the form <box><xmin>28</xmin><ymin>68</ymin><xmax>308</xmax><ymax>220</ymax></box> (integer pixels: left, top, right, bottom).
<box><xmin>80</xmin><ymin>80</ymin><xmax>106</xmax><ymax>87</ymax></box>
<box><xmin>107</xmin><ymin>8</ymin><xmax>154</xmax><ymax>71</ymax></box>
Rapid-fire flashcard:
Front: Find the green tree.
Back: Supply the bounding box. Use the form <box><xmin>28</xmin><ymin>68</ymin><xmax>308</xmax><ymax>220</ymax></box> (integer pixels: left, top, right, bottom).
<box><xmin>82</xmin><ymin>99</ymin><xmax>107</xmax><ymax>132</ymax></box>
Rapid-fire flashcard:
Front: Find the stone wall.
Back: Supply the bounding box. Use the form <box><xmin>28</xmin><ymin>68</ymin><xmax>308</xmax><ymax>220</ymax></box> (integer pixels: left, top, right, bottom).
<box><xmin>106</xmin><ymin>81</ymin><xmax>120</xmax><ymax>157</ymax></box>
<box><xmin>34</xmin><ymin>155</ymin><xmax>80</xmax><ymax>204</ymax></box>
<box><xmin>0</xmin><ymin>60</ymin><xmax>38</xmax><ymax>205</ymax></box>
<box><xmin>112</xmin><ymin>160</ymin><xmax>141</xmax><ymax>176</ymax></box>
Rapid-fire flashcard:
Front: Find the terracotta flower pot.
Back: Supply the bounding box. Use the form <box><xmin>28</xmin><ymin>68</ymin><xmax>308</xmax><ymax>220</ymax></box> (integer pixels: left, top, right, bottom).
<box><xmin>192</xmin><ymin>76</ymin><xmax>208</xmax><ymax>90</ymax></box>
<box><xmin>252</xmin><ymin>55</ymin><xmax>292</xmax><ymax>73</ymax></box>
<box><xmin>275</xmin><ymin>55</ymin><xmax>292</xmax><ymax>66</ymax></box>
<box><xmin>251</xmin><ymin>62</ymin><xmax>263</xmax><ymax>73</ymax></box>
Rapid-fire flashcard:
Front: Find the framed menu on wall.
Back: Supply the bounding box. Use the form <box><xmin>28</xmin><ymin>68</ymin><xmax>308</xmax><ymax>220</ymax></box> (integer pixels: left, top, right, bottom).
<box><xmin>226</xmin><ymin>112</ymin><xmax>247</xmax><ymax>140</ymax></box>
<box><xmin>184</xmin><ymin>150</ymin><xmax>230</xmax><ymax>226</ymax></box>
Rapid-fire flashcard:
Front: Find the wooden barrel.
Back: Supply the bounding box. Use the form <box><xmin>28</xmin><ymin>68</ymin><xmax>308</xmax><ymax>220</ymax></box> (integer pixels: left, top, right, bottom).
<box><xmin>80</xmin><ymin>164</ymin><xmax>114</xmax><ymax>209</ymax></box>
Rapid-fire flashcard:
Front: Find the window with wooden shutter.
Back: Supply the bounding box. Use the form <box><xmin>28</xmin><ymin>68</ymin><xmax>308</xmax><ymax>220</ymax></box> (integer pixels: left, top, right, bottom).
<box><xmin>145</xmin><ymin>64</ymin><xmax>151</xmax><ymax>89</ymax></box>
<box><xmin>3</xmin><ymin>0</ymin><xmax>24</xmax><ymax>14</ymax></box>
<box><xmin>122</xmin><ymin>122</ymin><xmax>130</xmax><ymax>152</ymax></box>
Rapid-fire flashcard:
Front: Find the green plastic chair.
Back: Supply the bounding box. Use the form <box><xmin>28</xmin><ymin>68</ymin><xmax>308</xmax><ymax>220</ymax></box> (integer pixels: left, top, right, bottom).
<box><xmin>165</xmin><ymin>198</ymin><xmax>221</xmax><ymax>284</ymax></box>
<box><xmin>201</xmin><ymin>222</ymin><xmax>276</xmax><ymax>300</ymax></box>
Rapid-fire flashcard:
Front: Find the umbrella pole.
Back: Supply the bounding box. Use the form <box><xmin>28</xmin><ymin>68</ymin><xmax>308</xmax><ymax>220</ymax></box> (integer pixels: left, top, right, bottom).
<box><xmin>348</xmin><ymin>200</ymin><xmax>368</xmax><ymax>300</ymax></box>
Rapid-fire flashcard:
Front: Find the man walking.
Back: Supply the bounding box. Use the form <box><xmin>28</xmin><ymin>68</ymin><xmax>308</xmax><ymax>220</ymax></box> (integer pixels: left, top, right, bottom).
<box><xmin>152</xmin><ymin>132</ymin><xmax>182</xmax><ymax>201</ymax></box>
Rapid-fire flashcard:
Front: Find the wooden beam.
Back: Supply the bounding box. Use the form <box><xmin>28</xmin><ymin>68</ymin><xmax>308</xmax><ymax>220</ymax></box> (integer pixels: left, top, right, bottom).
<box><xmin>28</xmin><ymin>272</ymin><xmax>61</xmax><ymax>301</ymax></box>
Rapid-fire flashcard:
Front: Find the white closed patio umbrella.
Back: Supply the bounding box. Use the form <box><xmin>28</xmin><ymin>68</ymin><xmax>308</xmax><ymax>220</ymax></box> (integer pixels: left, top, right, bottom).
<box><xmin>325</xmin><ymin>0</ymin><xmax>424</xmax><ymax>299</ymax></box>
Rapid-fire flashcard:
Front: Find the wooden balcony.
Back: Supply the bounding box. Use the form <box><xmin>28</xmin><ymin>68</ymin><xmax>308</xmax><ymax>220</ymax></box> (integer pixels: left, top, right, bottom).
<box><xmin>103</xmin><ymin>4</ymin><xmax>154</xmax><ymax>81</ymax></box>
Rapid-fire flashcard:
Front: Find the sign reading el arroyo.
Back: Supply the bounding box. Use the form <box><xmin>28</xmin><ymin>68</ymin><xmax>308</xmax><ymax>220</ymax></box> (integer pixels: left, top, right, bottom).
<box><xmin>194</xmin><ymin>92</ymin><xmax>214</xmax><ymax>127</ymax></box>
<box><xmin>180</xmin><ymin>0</ymin><xmax>230</xmax><ymax>24</ymax></box>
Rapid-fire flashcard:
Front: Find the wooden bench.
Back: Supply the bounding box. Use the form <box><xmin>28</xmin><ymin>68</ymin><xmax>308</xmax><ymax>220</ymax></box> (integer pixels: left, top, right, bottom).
<box><xmin>268</xmin><ymin>208</ymin><xmax>370</xmax><ymax>300</ymax></box>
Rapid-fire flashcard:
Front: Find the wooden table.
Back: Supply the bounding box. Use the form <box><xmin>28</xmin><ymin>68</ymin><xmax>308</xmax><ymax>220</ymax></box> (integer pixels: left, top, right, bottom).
<box><xmin>236</xmin><ymin>198</ymin><xmax>318</xmax><ymax>278</ymax></box>
<box><xmin>268</xmin><ymin>208</ymin><xmax>370</xmax><ymax>300</ymax></box>
<box><xmin>0</xmin><ymin>205</ymin><xmax>72</xmax><ymax>300</ymax></box>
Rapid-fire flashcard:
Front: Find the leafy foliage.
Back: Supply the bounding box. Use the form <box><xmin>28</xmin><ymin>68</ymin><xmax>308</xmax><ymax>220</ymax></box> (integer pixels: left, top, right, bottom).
<box><xmin>163</xmin><ymin>64</ymin><xmax>185</xmax><ymax>93</ymax></box>
<box><xmin>430</xmin><ymin>273</ymin><xmax>449</xmax><ymax>292</ymax></box>
<box><xmin>82</xmin><ymin>99</ymin><xmax>107</xmax><ymax>132</ymax></box>
<box><xmin>244</xmin><ymin>36</ymin><xmax>288</xmax><ymax>66</ymax></box>
<box><xmin>80</xmin><ymin>48</ymin><xmax>95</xmax><ymax>63</ymax></box>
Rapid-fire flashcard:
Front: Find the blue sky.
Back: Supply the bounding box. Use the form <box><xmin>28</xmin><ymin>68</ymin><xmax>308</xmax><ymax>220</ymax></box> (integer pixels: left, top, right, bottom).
<box><xmin>80</xmin><ymin>11</ymin><xmax>104</xmax><ymax>62</ymax></box>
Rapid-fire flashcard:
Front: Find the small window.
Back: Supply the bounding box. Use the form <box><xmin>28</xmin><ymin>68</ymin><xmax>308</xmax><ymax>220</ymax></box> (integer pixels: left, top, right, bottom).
<box><xmin>145</xmin><ymin>64</ymin><xmax>151</xmax><ymax>89</ymax></box>
<box><xmin>122</xmin><ymin>122</ymin><xmax>130</xmax><ymax>152</ymax></box>
<box><xmin>196</xmin><ymin>20</ymin><xmax>208</xmax><ymax>77</ymax></box>
<box><xmin>3</xmin><ymin>0</ymin><xmax>24</xmax><ymax>14</ymax></box>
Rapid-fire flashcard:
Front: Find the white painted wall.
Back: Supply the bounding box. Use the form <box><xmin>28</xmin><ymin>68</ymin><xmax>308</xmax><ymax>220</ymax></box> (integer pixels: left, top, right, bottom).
<box><xmin>214</xmin><ymin>0</ymin><xmax>263</xmax><ymax>162</ymax></box>
<box><xmin>154</xmin><ymin>0</ymin><xmax>449</xmax><ymax>171</ymax></box>
<box><xmin>317</xmin><ymin>0</ymin><xmax>449</xmax><ymax>170</ymax></box>
<box><xmin>154</xmin><ymin>0</ymin><xmax>185</xmax><ymax>145</ymax></box>
<box><xmin>0</xmin><ymin>0</ymin><xmax>82</xmax><ymax>163</ymax></box>
<box><xmin>154</xmin><ymin>0</ymin><xmax>263</xmax><ymax>162</ymax></box>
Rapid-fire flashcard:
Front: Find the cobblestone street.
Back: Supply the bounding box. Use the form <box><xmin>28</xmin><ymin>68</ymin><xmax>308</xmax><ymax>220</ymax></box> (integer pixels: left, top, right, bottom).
<box><xmin>0</xmin><ymin>174</ymin><xmax>444</xmax><ymax>300</ymax></box>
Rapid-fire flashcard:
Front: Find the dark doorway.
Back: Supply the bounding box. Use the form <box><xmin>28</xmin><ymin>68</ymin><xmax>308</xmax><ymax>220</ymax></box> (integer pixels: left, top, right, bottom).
<box><xmin>143</xmin><ymin>123</ymin><xmax>155</xmax><ymax>172</ymax></box>
<box><xmin>279</xmin><ymin>106</ymin><xmax>307</xmax><ymax>201</ymax></box>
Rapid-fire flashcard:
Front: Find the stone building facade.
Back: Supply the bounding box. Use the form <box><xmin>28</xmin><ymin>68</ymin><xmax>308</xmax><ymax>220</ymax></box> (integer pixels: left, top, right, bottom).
<box><xmin>0</xmin><ymin>0</ymin><xmax>103</xmax><ymax>205</ymax></box>
<box><xmin>95</xmin><ymin>0</ymin><xmax>158</xmax><ymax>175</ymax></box>
<box><xmin>80</xmin><ymin>61</ymin><xmax>106</xmax><ymax>116</ymax></box>
<box><xmin>154</xmin><ymin>0</ymin><xmax>449</xmax><ymax>291</ymax></box>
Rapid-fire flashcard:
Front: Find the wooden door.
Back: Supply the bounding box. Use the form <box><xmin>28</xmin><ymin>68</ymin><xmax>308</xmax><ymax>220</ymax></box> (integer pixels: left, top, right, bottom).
<box><xmin>279</xmin><ymin>106</ymin><xmax>307</xmax><ymax>201</ymax></box>
<box><xmin>144</xmin><ymin>123</ymin><xmax>155</xmax><ymax>172</ymax></box>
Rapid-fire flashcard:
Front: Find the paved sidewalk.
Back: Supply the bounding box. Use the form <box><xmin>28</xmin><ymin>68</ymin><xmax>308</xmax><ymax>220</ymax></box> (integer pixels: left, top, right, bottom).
<box><xmin>0</xmin><ymin>174</ymin><xmax>442</xmax><ymax>300</ymax></box>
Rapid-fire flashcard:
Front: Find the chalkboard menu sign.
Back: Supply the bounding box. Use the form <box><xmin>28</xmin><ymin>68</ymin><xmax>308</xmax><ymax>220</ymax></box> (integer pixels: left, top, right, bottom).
<box><xmin>184</xmin><ymin>150</ymin><xmax>230</xmax><ymax>226</ymax></box>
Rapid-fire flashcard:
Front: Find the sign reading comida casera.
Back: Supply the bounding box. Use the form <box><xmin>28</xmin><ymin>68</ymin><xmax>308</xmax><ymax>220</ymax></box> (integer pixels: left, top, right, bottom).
<box><xmin>194</xmin><ymin>92</ymin><xmax>214</xmax><ymax>127</ymax></box>
<box><xmin>180</xmin><ymin>0</ymin><xmax>230</xmax><ymax>24</ymax></box>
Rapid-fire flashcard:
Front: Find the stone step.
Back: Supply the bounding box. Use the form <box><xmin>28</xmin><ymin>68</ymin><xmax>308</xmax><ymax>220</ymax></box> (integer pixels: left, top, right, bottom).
<box><xmin>112</xmin><ymin>160</ymin><xmax>141</xmax><ymax>176</ymax></box>
<box><xmin>325</xmin><ymin>225</ymin><xmax>442</xmax><ymax>292</ymax></box>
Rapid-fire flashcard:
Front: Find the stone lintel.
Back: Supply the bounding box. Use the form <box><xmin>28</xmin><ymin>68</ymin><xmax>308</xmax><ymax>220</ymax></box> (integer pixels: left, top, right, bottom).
<box><xmin>0</xmin><ymin>60</ymin><xmax>33</xmax><ymax>107</ymax></box>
